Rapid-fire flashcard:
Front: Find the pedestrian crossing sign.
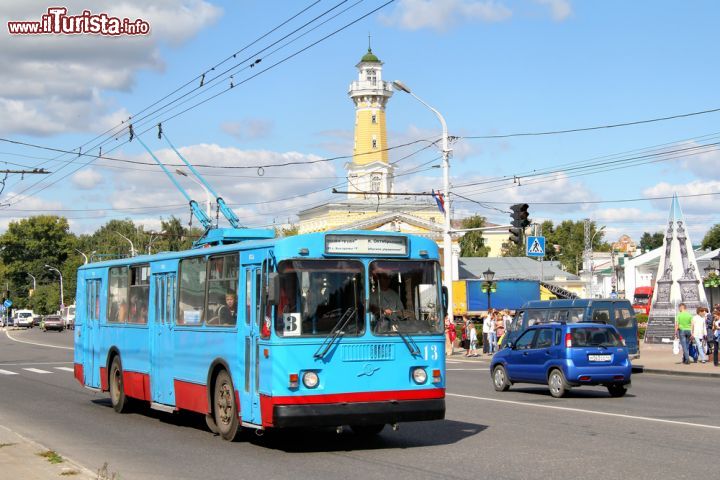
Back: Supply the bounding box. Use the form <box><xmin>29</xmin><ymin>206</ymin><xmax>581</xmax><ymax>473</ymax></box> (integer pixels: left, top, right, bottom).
<box><xmin>526</xmin><ymin>236</ymin><xmax>545</xmax><ymax>257</ymax></box>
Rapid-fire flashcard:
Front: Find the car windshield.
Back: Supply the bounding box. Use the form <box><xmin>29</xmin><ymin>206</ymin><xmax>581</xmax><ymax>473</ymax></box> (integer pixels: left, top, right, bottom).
<box><xmin>570</xmin><ymin>327</ymin><xmax>623</xmax><ymax>347</ymax></box>
<box><xmin>274</xmin><ymin>260</ymin><xmax>364</xmax><ymax>337</ymax></box>
<box><xmin>19</xmin><ymin>313</ymin><xmax>32</xmax><ymax>318</ymax></box>
<box><xmin>369</xmin><ymin>260</ymin><xmax>443</xmax><ymax>335</ymax></box>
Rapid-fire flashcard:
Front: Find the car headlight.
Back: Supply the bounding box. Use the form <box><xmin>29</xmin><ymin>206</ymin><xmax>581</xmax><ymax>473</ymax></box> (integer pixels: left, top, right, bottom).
<box><xmin>412</xmin><ymin>367</ymin><xmax>427</xmax><ymax>384</ymax></box>
<box><xmin>302</xmin><ymin>371</ymin><xmax>319</xmax><ymax>388</ymax></box>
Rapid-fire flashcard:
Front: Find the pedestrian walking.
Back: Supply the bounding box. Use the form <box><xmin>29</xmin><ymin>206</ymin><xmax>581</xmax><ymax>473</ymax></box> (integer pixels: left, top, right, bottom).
<box><xmin>495</xmin><ymin>313</ymin><xmax>505</xmax><ymax>348</ymax></box>
<box><xmin>445</xmin><ymin>315</ymin><xmax>456</xmax><ymax>356</ymax></box>
<box><xmin>467</xmin><ymin>321</ymin><xmax>478</xmax><ymax>357</ymax></box>
<box><xmin>691</xmin><ymin>307</ymin><xmax>708</xmax><ymax>363</ymax></box>
<box><xmin>487</xmin><ymin>311</ymin><xmax>497</xmax><ymax>355</ymax></box>
<box><xmin>675</xmin><ymin>303</ymin><xmax>693</xmax><ymax>365</ymax></box>
<box><xmin>482</xmin><ymin>312</ymin><xmax>491</xmax><ymax>354</ymax></box>
<box><xmin>706</xmin><ymin>308</ymin><xmax>715</xmax><ymax>358</ymax></box>
<box><xmin>712</xmin><ymin>308</ymin><xmax>720</xmax><ymax>367</ymax></box>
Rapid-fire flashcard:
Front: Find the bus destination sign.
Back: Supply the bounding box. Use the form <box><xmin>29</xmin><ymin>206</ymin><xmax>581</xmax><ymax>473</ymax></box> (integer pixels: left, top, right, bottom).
<box><xmin>325</xmin><ymin>234</ymin><xmax>408</xmax><ymax>256</ymax></box>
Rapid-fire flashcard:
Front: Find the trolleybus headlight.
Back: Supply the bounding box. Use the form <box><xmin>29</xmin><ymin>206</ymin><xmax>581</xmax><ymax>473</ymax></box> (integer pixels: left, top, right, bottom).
<box><xmin>302</xmin><ymin>371</ymin><xmax>319</xmax><ymax>389</ymax></box>
<box><xmin>412</xmin><ymin>367</ymin><xmax>427</xmax><ymax>384</ymax></box>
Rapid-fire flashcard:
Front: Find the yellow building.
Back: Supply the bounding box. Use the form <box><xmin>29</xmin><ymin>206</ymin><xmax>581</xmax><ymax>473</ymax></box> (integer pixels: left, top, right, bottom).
<box><xmin>297</xmin><ymin>46</ymin><xmax>461</xmax><ymax>274</ymax></box>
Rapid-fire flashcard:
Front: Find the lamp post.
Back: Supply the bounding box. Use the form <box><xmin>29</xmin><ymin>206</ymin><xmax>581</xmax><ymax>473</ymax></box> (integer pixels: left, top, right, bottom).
<box><xmin>27</xmin><ymin>273</ymin><xmax>36</xmax><ymax>297</ymax></box>
<box><xmin>588</xmin><ymin>225</ymin><xmax>606</xmax><ymax>298</ymax></box>
<box><xmin>483</xmin><ymin>268</ymin><xmax>496</xmax><ymax>311</ymax></box>
<box><xmin>114</xmin><ymin>232</ymin><xmax>137</xmax><ymax>257</ymax></box>
<box><xmin>392</xmin><ymin>80</ymin><xmax>454</xmax><ymax>322</ymax></box>
<box><xmin>176</xmin><ymin>169</ymin><xmax>213</xmax><ymax>217</ymax></box>
<box><xmin>44</xmin><ymin>264</ymin><xmax>64</xmax><ymax>311</ymax></box>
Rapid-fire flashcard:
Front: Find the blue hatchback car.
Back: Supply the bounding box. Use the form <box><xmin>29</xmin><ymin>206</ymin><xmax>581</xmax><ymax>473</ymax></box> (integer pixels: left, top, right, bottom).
<box><xmin>490</xmin><ymin>322</ymin><xmax>632</xmax><ymax>398</ymax></box>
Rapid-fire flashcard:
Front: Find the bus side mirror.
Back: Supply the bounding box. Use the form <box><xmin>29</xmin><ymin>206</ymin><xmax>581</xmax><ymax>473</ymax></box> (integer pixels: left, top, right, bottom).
<box><xmin>441</xmin><ymin>286</ymin><xmax>448</xmax><ymax>317</ymax></box>
<box><xmin>267</xmin><ymin>273</ymin><xmax>279</xmax><ymax>306</ymax></box>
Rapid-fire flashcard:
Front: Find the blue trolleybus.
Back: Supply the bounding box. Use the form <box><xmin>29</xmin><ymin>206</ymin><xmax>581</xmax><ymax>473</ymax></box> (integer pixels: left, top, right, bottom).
<box><xmin>74</xmin><ymin>230</ymin><xmax>446</xmax><ymax>439</ymax></box>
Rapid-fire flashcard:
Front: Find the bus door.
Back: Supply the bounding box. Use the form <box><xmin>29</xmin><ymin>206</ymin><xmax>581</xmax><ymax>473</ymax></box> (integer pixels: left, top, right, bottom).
<box><xmin>151</xmin><ymin>273</ymin><xmax>176</xmax><ymax>405</ymax></box>
<box><xmin>83</xmin><ymin>278</ymin><xmax>102</xmax><ymax>387</ymax></box>
<box><xmin>239</xmin><ymin>262</ymin><xmax>262</xmax><ymax>425</ymax></box>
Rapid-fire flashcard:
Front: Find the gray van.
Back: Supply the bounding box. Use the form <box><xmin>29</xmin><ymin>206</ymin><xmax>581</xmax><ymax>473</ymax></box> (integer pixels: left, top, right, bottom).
<box><xmin>504</xmin><ymin>299</ymin><xmax>639</xmax><ymax>358</ymax></box>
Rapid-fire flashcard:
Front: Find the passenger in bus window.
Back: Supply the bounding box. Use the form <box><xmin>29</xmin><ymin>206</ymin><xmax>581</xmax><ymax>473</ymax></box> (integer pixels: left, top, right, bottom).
<box><xmin>219</xmin><ymin>293</ymin><xmax>237</xmax><ymax>324</ymax></box>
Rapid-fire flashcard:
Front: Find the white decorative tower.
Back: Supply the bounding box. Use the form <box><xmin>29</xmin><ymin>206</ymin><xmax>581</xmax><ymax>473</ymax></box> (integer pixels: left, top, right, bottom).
<box><xmin>645</xmin><ymin>194</ymin><xmax>708</xmax><ymax>343</ymax></box>
<box><xmin>346</xmin><ymin>42</ymin><xmax>394</xmax><ymax>198</ymax></box>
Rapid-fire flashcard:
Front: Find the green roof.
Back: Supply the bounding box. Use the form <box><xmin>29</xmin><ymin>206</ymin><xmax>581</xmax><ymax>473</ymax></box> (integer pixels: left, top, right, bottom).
<box><xmin>360</xmin><ymin>48</ymin><xmax>380</xmax><ymax>63</ymax></box>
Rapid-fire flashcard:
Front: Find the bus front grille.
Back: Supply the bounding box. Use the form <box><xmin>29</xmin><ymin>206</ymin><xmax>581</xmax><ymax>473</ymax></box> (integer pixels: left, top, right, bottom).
<box><xmin>341</xmin><ymin>344</ymin><xmax>394</xmax><ymax>362</ymax></box>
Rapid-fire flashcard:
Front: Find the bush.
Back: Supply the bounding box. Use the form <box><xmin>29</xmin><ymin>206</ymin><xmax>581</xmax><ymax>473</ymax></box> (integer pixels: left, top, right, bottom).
<box><xmin>636</xmin><ymin>313</ymin><xmax>648</xmax><ymax>324</ymax></box>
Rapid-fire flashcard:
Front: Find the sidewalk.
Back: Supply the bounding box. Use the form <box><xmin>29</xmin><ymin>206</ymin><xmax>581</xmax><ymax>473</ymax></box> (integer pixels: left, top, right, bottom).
<box><xmin>448</xmin><ymin>345</ymin><xmax>720</xmax><ymax>378</ymax></box>
<box><xmin>0</xmin><ymin>425</ymin><xmax>95</xmax><ymax>479</ymax></box>
<box><xmin>633</xmin><ymin>343</ymin><xmax>720</xmax><ymax>378</ymax></box>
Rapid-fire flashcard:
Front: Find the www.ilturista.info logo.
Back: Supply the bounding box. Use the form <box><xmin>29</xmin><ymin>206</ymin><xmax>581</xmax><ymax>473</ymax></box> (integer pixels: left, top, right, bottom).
<box><xmin>7</xmin><ymin>7</ymin><xmax>150</xmax><ymax>36</ymax></box>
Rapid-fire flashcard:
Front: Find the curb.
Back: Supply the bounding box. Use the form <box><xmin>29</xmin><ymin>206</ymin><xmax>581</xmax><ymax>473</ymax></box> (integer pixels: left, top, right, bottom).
<box><xmin>632</xmin><ymin>365</ymin><xmax>720</xmax><ymax>378</ymax></box>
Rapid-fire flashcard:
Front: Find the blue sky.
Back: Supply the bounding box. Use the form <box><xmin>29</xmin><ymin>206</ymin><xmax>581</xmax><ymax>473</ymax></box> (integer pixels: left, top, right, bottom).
<box><xmin>0</xmin><ymin>0</ymin><xmax>718</xmax><ymax>245</ymax></box>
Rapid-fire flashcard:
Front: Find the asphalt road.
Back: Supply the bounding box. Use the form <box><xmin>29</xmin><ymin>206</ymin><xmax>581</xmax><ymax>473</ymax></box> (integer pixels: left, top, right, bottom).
<box><xmin>0</xmin><ymin>327</ymin><xmax>717</xmax><ymax>480</ymax></box>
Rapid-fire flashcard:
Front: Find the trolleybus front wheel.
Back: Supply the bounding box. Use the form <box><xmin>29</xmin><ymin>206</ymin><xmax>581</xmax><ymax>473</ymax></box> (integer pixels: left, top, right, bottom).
<box><xmin>109</xmin><ymin>356</ymin><xmax>132</xmax><ymax>413</ymax></box>
<box><xmin>213</xmin><ymin>370</ymin><xmax>240</xmax><ymax>441</ymax></box>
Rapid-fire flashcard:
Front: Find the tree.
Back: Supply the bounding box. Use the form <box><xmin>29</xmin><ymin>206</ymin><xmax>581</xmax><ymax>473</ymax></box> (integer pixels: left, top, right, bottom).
<box><xmin>276</xmin><ymin>224</ymin><xmax>299</xmax><ymax>238</ymax></box>
<box><xmin>541</xmin><ymin>220</ymin><xmax>608</xmax><ymax>274</ymax></box>
<box><xmin>459</xmin><ymin>215</ymin><xmax>490</xmax><ymax>257</ymax></box>
<box><xmin>0</xmin><ymin>216</ymin><xmax>78</xmax><ymax>308</ymax></box>
<box><xmin>639</xmin><ymin>231</ymin><xmax>664</xmax><ymax>252</ymax></box>
<box><xmin>702</xmin><ymin>224</ymin><xmax>720</xmax><ymax>250</ymax></box>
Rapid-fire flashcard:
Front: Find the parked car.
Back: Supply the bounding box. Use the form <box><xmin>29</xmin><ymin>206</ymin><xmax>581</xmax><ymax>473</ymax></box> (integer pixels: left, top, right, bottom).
<box><xmin>491</xmin><ymin>322</ymin><xmax>632</xmax><ymax>398</ymax></box>
<box><xmin>32</xmin><ymin>315</ymin><xmax>42</xmax><ymax>327</ymax></box>
<box><xmin>42</xmin><ymin>315</ymin><xmax>64</xmax><ymax>332</ymax></box>
<box><xmin>15</xmin><ymin>310</ymin><xmax>35</xmax><ymax>328</ymax></box>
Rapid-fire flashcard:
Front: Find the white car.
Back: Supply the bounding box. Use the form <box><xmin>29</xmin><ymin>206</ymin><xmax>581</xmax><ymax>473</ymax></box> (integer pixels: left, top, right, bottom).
<box><xmin>14</xmin><ymin>310</ymin><xmax>35</xmax><ymax>328</ymax></box>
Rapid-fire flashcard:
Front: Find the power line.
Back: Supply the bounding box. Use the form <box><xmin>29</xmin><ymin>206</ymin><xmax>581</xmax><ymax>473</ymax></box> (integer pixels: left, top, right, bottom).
<box><xmin>461</xmin><ymin>106</ymin><xmax>720</xmax><ymax>140</ymax></box>
<box><xmin>453</xmin><ymin>191</ymin><xmax>720</xmax><ymax>207</ymax></box>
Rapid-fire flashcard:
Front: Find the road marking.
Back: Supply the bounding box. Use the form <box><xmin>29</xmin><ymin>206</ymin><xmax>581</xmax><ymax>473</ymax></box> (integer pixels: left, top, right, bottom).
<box><xmin>3</xmin><ymin>329</ymin><xmax>73</xmax><ymax>350</ymax></box>
<box><xmin>23</xmin><ymin>368</ymin><xmax>52</xmax><ymax>374</ymax></box>
<box><xmin>0</xmin><ymin>362</ymin><xmax>72</xmax><ymax>366</ymax></box>
<box><xmin>446</xmin><ymin>392</ymin><xmax>720</xmax><ymax>430</ymax></box>
<box><xmin>0</xmin><ymin>369</ymin><xmax>18</xmax><ymax>375</ymax></box>
<box><xmin>447</xmin><ymin>368</ymin><xmax>486</xmax><ymax>371</ymax></box>
<box><xmin>55</xmin><ymin>367</ymin><xmax>74</xmax><ymax>372</ymax></box>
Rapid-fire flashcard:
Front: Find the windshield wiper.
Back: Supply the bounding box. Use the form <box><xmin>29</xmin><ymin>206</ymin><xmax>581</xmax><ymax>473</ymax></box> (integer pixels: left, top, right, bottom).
<box><xmin>389</xmin><ymin>318</ymin><xmax>421</xmax><ymax>356</ymax></box>
<box><xmin>313</xmin><ymin>307</ymin><xmax>357</xmax><ymax>360</ymax></box>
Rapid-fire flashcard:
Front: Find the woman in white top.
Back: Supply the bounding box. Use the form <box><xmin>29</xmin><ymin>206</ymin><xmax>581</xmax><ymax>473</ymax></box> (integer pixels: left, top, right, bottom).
<box><xmin>467</xmin><ymin>322</ymin><xmax>479</xmax><ymax>357</ymax></box>
<box><xmin>691</xmin><ymin>307</ymin><xmax>708</xmax><ymax>363</ymax></box>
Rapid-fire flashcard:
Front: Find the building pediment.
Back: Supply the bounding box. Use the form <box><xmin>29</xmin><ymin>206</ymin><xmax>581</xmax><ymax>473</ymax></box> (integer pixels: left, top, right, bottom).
<box><xmin>338</xmin><ymin>211</ymin><xmax>443</xmax><ymax>233</ymax></box>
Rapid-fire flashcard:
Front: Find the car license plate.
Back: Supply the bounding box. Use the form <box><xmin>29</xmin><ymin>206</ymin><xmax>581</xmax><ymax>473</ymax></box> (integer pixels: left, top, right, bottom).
<box><xmin>588</xmin><ymin>354</ymin><xmax>612</xmax><ymax>362</ymax></box>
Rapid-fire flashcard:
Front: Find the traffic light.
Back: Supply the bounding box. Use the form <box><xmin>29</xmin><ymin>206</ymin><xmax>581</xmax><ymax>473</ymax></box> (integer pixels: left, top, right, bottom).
<box><xmin>508</xmin><ymin>203</ymin><xmax>530</xmax><ymax>246</ymax></box>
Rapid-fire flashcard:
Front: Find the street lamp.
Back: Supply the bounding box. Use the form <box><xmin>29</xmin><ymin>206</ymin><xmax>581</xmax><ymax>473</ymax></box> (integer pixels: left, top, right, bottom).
<box><xmin>176</xmin><ymin>169</ymin><xmax>213</xmax><ymax>217</ymax></box>
<box><xmin>44</xmin><ymin>264</ymin><xmax>64</xmax><ymax>311</ymax></box>
<box><xmin>27</xmin><ymin>273</ymin><xmax>36</xmax><ymax>296</ymax></box>
<box><xmin>392</xmin><ymin>80</ymin><xmax>454</xmax><ymax>322</ymax></box>
<box><xmin>114</xmin><ymin>232</ymin><xmax>137</xmax><ymax>257</ymax></box>
<box><xmin>75</xmin><ymin>248</ymin><xmax>89</xmax><ymax>265</ymax></box>
<box><xmin>482</xmin><ymin>268</ymin><xmax>496</xmax><ymax>310</ymax></box>
<box><xmin>588</xmin><ymin>225</ymin><xmax>606</xmax><ymax>298</ymax></box>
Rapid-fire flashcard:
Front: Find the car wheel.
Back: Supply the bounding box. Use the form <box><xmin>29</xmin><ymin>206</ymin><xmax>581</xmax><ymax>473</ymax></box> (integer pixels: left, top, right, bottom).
<box><xmin>607</xmin><ymin>385</ymin><xmax>627</xmax><ymax>398</ymax></box>
<box><xmin>492</xmin><ymin>365</ymin><xmax>511</xmax><ymax>392</ymax></box>
<box><xmin>547</xmin><ymin>369</ymin><xmax>569</xmax><ymax>398</ymax></box>
<box><xmin>350</xmin><ymin>424</ymin><xmax>385</xmax><ymax>436</ymax></box>
<box><xmin>213</xmin><ymin>370</ymin><xmax>240</xmax><ymax>441</ymax></box>
<box><xmin>109</xmin><ymin>356</ymin><xmax>132</xmax><ymax>413</ymax></box>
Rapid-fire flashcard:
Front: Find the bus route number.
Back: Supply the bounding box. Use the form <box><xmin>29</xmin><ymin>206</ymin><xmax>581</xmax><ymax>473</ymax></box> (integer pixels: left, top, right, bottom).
<box><xmin>424</xmin><ymin>345</ymin><xmax>438</xmax><ymax>361</ymax></box>
<box><xmin>283</xmin><ymin>313</ymin><xmax>301</xmax><ymax>336</ymax></box>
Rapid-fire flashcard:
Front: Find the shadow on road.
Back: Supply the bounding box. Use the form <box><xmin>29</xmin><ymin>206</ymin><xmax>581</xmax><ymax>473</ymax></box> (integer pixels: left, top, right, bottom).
<box><xmin>505</xmin><ymin>386</ymin><xmax>636</xmax><ymax>400</ymax></box>
<box><xmin>91</xmin><ymin>398</ymin><xmax>486</xmax><ymax>451</ymax></box>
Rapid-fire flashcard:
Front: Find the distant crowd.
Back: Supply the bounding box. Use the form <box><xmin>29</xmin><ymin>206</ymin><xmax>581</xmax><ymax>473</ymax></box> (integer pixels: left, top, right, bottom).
<box><xmin>445</xmin><ymin>309</ymin><xmax>515</xmax><ymax>357</ymax></box>
<box><xmin>674</xmin><ymin>303</ymin><xmax>720</xmax><ymax>366</ymax></box>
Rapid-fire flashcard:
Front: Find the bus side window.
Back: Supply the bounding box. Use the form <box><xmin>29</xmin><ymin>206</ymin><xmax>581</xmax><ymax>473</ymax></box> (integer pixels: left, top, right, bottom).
<box><xmin>108</xmin><ymin>267</ymin><xmax>128</xmax><ymax>323</ymax></box>
<box><xmin>614</xmin><ymin>307</ymin><xmax>634</xmax><ymax>328</ymax></box>
<box><xmin>568</xmin><ymin>308</ymin><xmax>584</xmax><ymax>323</ymax></box>
<box><xmin>526</xmin><ymin>309</ymin><xmax>547</xmax><ymax>327</ymax></box>
<box><xmin>592</xmin><ymin>309</ymin><xmax>611</xmax><ymax>324</ymax></box>
<box><xmin>177</xmin><ymin>257</ymin><xmax>207</xmax><ymax>326</ymax></box>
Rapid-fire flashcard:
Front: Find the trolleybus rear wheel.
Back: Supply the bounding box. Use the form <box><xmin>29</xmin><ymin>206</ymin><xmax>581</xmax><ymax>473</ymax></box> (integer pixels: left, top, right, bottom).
<box><xmin>213</xmin><ymin>370</ymin><xmax>239</xmax><ymax>441</ymax></box>
<box><xmin>109</xmin><ymin>356</ymin><xmax>131</xmax><ymax>413</ymax></box>
<box><xmin>350</xmin><ymin>424</ymin><xmax>385</xmax><ymax>436</ymax></box>
<box><xmin>205</xmin><ymin>414</ymin><xmax>219</xmax><ymax>434</ymax></box>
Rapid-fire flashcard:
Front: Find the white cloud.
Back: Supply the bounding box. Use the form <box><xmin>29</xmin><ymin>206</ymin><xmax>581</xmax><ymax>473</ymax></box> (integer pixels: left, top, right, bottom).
<box><xmin>0</xmin><ymin>1</ymin><xmax>222</xmax><ymax>136</ymax></box>
<box><xmin>380</xmin><ymin>0</ymin><xmax>512</xmax><ymax>32</ymax></box>
<box><xmin>71</xmin><ymin>168</ymin><xmax>103</xmax><ymax>189</ymax></box>
<box><xmin>642</xmin><ymin>180</ymin><xmax>720</xmax><ymax>215</ymax></box>
<box><xmin>535</xmin><ymin>0</ymin><xmax>572</xmax><ymax>21</ymax></box>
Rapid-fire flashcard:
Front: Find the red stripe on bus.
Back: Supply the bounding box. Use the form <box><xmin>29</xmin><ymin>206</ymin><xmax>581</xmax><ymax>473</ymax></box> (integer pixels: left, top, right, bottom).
<box><xmin>174</xmin><ymin>380</ymin><xmax>208</xmax><ymax>414</ymax></box>
<box><xmin>74</xmin><ymin>363</ymin><xmax>83</xmax><ymax>385</ymax></box>
<box><xmin>100</xmin><ymin>367</ymin><xmax>108</xmax><ymax>391</ymax></box>
<box><xmin>123</xmin><ymin>371</ymin><xmax>151</xmax><ymax>401</ymax></box>
<box><xmin>259</xmin><ymin>388</ymin><xmax>445</xmax><ymax>427</ymax></box>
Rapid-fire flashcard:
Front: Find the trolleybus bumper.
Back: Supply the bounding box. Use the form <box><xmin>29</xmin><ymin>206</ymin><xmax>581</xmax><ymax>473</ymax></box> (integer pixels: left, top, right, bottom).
<box><xmin>272</xmin><ymin>398</ymin><xmax>445</xmax><ymax>428</ymax></box>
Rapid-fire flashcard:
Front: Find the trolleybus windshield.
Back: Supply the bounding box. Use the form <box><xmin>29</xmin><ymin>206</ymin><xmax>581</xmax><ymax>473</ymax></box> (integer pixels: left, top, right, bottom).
<box><xmin>274</xmin><ymin>260</ymin><xmax>365</xmax><ymax>337</ymax></box>
<box><xmin>369</xmin><ymin>260</ymin><xmax>442</xmax><ymax>335</ymax></box>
